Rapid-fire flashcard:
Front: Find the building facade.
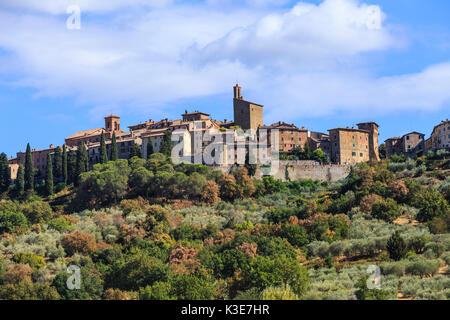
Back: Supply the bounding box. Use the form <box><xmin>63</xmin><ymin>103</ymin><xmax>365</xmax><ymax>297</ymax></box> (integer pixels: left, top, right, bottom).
<box><xmin>328</xmin><ymin>127</ymin><xmax>371</xmax><ymax>165</ymax></box>
<box><xmin>385</xmin><ymin>132</ymin><xmax>425</xmax><ymax>158</ymax></box>
<box><xmin>430</xmin><ymin>119</ymin><xmax>450</xmax><ymax>151</ymax></box>
<box><xmin>233</xmin><ymin>84</ymin><xmax>264</xmax><ymax>130</ymax></box>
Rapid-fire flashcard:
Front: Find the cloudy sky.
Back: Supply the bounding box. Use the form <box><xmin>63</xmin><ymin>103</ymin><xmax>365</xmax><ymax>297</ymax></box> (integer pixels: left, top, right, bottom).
<box><xmin>0</xmin><ymin>0</ymin><xmax>449</xmax><ymax>157</ymax></box>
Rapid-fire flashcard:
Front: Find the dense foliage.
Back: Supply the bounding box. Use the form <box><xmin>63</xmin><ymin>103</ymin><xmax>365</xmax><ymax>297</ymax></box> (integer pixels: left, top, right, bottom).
<box><xmin>0</xmin><ymin>150</ymin><xmax>448</xmax><ymax>300</ymax></box>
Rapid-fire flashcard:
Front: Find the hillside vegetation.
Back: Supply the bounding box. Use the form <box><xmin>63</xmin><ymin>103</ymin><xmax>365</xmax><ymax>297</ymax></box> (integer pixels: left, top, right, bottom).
<box><xmin>0</xmin><ymin>151</ymin><xmax>449</xmax><ymax>300</ymax></box>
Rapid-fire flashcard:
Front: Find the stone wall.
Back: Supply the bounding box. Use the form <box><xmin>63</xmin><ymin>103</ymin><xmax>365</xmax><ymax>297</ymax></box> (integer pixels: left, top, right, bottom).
<box><xmin>254</xmin><ymin>163</ymin><xmax>351</xmax><ymax>183</ymax></box>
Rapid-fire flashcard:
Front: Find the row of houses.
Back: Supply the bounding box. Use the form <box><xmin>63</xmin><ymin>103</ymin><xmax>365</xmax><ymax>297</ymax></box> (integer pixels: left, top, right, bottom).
<box><xmin>384</xmin><ymin>119</ymin><xmax>450</xmax><ymax>158</ymax></box>
<box><xmin>7</xmin><ymin>84</ymin><xmax>384</xmax><ymax>181</ymax></box>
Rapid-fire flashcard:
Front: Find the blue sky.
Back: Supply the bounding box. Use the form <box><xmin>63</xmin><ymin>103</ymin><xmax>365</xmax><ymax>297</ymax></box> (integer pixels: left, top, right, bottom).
<box><xmin>0</xmin><ymin>0</ymin><xmax>449</xmax><ymax>158</ymax></box>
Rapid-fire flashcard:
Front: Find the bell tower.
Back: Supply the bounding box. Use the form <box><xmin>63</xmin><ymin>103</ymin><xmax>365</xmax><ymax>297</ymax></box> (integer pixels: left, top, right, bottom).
<box><xmin>105</xmin><ymin>115</ymin><xmax>121</xmax><ymax>132</ymax></box>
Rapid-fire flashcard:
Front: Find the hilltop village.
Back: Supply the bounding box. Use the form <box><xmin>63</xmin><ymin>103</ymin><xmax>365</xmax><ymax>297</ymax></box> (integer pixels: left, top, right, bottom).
<box><xmin>5</xmin><ymin>84</ymin><xmax>450</xmax><ymax>182</ymax></box>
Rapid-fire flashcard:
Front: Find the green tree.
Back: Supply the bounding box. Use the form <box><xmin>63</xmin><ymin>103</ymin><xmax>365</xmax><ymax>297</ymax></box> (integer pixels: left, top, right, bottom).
<box><xmin>0</xmin><ymin>210</ymin><xmax>28</xmax><ymax>233</ymax></box>
<box><xmin>45</xmin><ymin>153</ymin><xmax>54</xmax><ymax>196</ymax></box>
<box><xmin>67</xmin><ymin>150</ymin><xmax>77</xmax><ymax>185</ymax></box>
<box><xmin>110</xmin><ymin>132</ymin><xmax>118</xmax><ymax>161</ymax></box>
<box><xmin>76</xmin><ymin>141</ymin><xmax>89</xmax><ymax>185</ymax></box>
<box><xmin>129</xmin><ymin>143</ymin><xmax>142</xmax><ymax>159</ymax></box>
<box><xmin>355</xmin><ymin>276</ymin><xmax>389</xmax><ymax>300</ymax></box>
<box><xmin>387</xmin><ymin>231</ymin><xmax>407</xmax><ymax>261</ymax></box>
<box><xmin>245</xmin><ymin>152</ymin><xmax>257</xmax><ymax>177</ymax></box>
<box><xmin>62</xmin><ymin>145</ymin><xmax>68</xmax><ymax>184</ymax></box>
<box><xmin>53</xmin><ymin>146</ymin><xmax>63</xmax><ymax>182</ymax></box>
<box><xmin>52</xmin><ymin>267</ymin><xmax>103</xmax><ymax>300</ymax></box>
<box><xmin>24</xmin><ymin>143</ymin><xmax>34</xmax><ymax>191</ymax></box>
<box><xmin>100</xmin><ymin>131</ymin><xmax>108</xmax><ymax>164</ymax></box>
<box><xmin>15</xmin><ymin>165</ymin><xmax>25</xmax><ymax>194</ymax></box>
<box><xmin>416</xmin><ymin>187</ymin><xmax>448</xmax><ymax>222</ymax></box>
<box><xmin>159</xmin><ymin>130</ymin><xmax>173</xmax><ymax>157</ymax></box>
<box><xmin>0</xmin><ymin>153</ymin><xmax>10</xmax><ymax>193</ymax></box>
<box><xmin>379</xmin><ymin>143</ymin><xmax>386</xmax><ymax>159</ymax></box>
<box><xmin>77</xmin><ymin>160</ymin><xmax>131</xmax><ymax>207</ymax></box>
<box><xmin>245</xmin><ymin>255</ymin><xmax>309</xmax><ymax>296</ymax></box>
<box><xmin>302</xmin><ymin>141</ymin><xmax>311</xmax><ymax>160</ymax></box>
<box><xmin>147</xmin><ymin>138</ymin><xmax>154</xmax><ymax>159</ymax></box>
<box><xmin>371</xmin><ymin>198</ymin><xmax>401</xmax><ymax>222</ymax></box>
<box><xmin>312</xmin><ymin>148</ymin><xmax>325</xmax><ymax>164</ymax></box>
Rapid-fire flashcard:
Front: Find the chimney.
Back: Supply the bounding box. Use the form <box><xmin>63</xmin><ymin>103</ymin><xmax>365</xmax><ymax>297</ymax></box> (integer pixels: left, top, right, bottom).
<box><xmin>233</xmin><ymin>84</ymin><xmax>242</xmax><ymax>100</ymax></box>
<box><xmin>50</xmin><ymin>144</ymin><xmax>54</xmax><ymax>149</ymax></box>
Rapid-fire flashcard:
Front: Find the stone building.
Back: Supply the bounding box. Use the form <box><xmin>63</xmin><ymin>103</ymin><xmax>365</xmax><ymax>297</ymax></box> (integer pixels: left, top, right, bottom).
<box><xmin>260</xmin><ymin>122</ymin><xmax>310</xmax><ymax>152</ymax></box>
<box><xmin>328</xmin><ymin>127</ymin><xmax>371</xmax><ymax>165</ymax></box>
<box><xmin>308</xmin><ymin>132</ymin><xmax>331</xmax><ymax>155</ymax></box>
<box><xmin>233</xmin><ymin>84</ymin><xmax>264</xmax><ymax>130</ymax></box>
<box><xmin>429</xmin><ymin>119</ymin><xmax>450</xmax><ymax>151</ymax></box>
<box><xmin>16</xmin><ymin>144</ymin><xmax>57</xmax><ymax>177</ymax></box>
<box><xmin>7</xmin><ymin>158</ymin><xmax>19</xmax><ymax>182</ymax></box>
<box><xmin>385</xmin><ymin>132</ymin><xmax>425</xmax><ymax>158</ymax></box>
<box><xmin>357</xmin><ymin>122</ymin><xmax>381</xmax><ymax>162</ymax></box>
<box><xmin>65</xmin><ymin>115</ymin><xmax>124</xmax><ymax>148</ymax></box>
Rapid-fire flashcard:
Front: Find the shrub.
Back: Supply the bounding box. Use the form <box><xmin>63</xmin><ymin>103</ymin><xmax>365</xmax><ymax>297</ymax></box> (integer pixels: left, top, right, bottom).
<box><xmin>2</xmin><ymin>263</ymin><xmax>33</xmax><ymax>284</ymax></box>
<box><xmin>416</xmin><ymin>188</ymin><xmax>448</xmax><ymax>222</ymax></box>
<box><xmin>360</xmin><ymin>194</ymin><xmax>383</xmax><ymax>213</ymax></box>
<box><xmin>405</xmin><ymin>258</ymin><xmax>440</xmax><ymax>277</ymax></box>
<box><xmin>371</xmin><ymin>198</ymin><xmax>401</xmax><ymax>222</ymax></box>
<box><xmin>245</xmin><ymin>255</ymin><xmax>309</xmax><ymax>296</ymax></box>
<box><xmin>20</xmin><ymin>200</ymin><xmax>53</xmax><ymax>224</ymax></box>
<box><xmin>201</xmin><ymin>181</ymin><xmax>220</xmax><ymax>204</ymax></box>
<box><xmin>279</xmin><ymin>224</ymin><xmax>309</xmax><ymax>248</ymax></box>
<box><xmin>262</xmin><ymin>284</ymin><xmax>299</xmax><ymax>300</ymax></box>
<box><xmin>48</xmin><ymin>216</ymin><xmax>74</xmax><ymax>233</ymax></box>
<box><xmin>61</xmin><ymin>230</ymin><xmax>97</xmax><ymax>256</ymax></box>
<box><xmin>387</xmin><ymin>231</ymin><xmax>407</xmax><ymax>261</ymax></box>
<box><xmin>427</xmin><ymin>217</ymin><xmax>448</xmax><ymax>234</ymax></box>
<box><xmin>12</xmin><ymin>252</ymin><xmax>46</xmax><ymax>270</ymax></box>
<box><xmin>408</xmin><ymin>235</ymin><xmax>427</xmax><ymax>254</ymax></box>
<box><xmin>0</xmin><ymin>210</ymin><xmax>28</xmax><ymax>234</ymax></box>
<box><xmin>380</xmin><ymin>261</ymin><xmax>405</xmax><ymax>277</ymax></box>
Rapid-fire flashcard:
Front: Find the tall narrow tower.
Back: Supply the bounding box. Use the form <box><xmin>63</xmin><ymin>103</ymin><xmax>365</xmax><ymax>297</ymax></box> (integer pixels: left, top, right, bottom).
<box><xmin>105</xmin><ymin>115</ymin><xmax>121</xmax><ymax>133</ymax></box>
<box><xmin>357</xmin><ymin>122</ymin><xmax>381</xmax><ymax>162</ymax></box>
<box><xmin>233</xmin><ymin>84</ymin><xmax>263</xmax><ymax>130</ymax></box>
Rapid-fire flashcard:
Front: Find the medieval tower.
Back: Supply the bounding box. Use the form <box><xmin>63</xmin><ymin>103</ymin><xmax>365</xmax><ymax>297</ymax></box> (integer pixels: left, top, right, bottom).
<box><xmin>233</xmin><ymin>84</ymin><xmax>264</xmax><ymax>130</ymax></box>
<box><xmin>357</xmin><ymin>122</ymin><xmax>381</xmax><ymax>162</ymax></box>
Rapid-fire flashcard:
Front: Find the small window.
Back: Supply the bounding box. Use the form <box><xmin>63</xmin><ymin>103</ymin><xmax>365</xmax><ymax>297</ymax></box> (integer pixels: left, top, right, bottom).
<box><xmin>352</xmin><ymin>152</ymin><xmax>356</xmax><ymax>156</ymax></box>
<box><xmin>406</xmin><ymin>136</ymin><xmax>410</xmax><ymax>140</ymax></box>
<box><xmin>360</xmin><ymin>153</ymin><xmax>363</xmax><ymax>157</ymax></box>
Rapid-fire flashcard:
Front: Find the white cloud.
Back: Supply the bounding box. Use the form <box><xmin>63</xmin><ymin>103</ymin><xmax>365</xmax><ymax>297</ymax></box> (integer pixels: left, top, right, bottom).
<box><xmin>0</xmin><ymin>0</ymin><xmax>449</xmax><ymax>123</ymax></box>
<box><xmin>0</xmin><ymin>0</ymin><xmax>172</xmax><ymax>14</ymax></box>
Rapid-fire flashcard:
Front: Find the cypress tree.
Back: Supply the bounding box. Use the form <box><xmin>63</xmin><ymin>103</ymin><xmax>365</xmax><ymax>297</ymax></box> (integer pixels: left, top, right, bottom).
<box><xmin>76</xmin><ymin>141</ymin><xmax>88</xmax><ymax>185</ymax></box>
<box><xmin>387</xmin><ymin>231</ymin><xmax>407</xmax><ymax>261</ymax></box>
<box><xmin>45</xmin><ymin>153</ymin><xmax>53</xmax><ymax>196</ymax></box>
<box><xmin>67</xmin><ymin>150</ymin><xmax>77</xmax><ymax>184</ymax></box>
<box><xmin>0</xmin><ymin>153</ymin><xmax>11</xmax><ymax>193</ymax></box>
<box><xmin>160</xmin><ymin>130</ymin><xmax>173</xmax><ymax>157</ymax></box>
<box><xmin>147</xmin><ymin>138</ymin><xmax>154</xmax><ymax>159</ymax></box>
<box><xmin>129</xmin><ymin>143</ymin><xmax>142</xmax><ymax>159</ymax></box>
<box><xmin>24</xmin><ymin>143</ymin><xmax>34</xmax><ymax>191</ymax></box>
<box><xmin>54</xmin><ymin>146</ymin><xmax>63</xmax><ymax>182</ymax></box>
<box><xmin>100</xmin><ymin>131</ymin><xmax>108</xmax><ymax>164</ymax></box>
<box><xmin>62</xmin><ymin>145</ymin><xmax>68</xmax><ymax>185</ymax></box>
<box><xmin>300</xmin><ymin>141</ymin><xmax>311</xmax><ymax>160</ymax></box>
<box><xmin>111</xmin><ymin>133</ymin><xmax>118</xmax><ymax>161</ymax></box>
<box><xmin>15</xmin><ymin>164</ymin><xmax>24</xmax><ymax>194</ymax></box>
